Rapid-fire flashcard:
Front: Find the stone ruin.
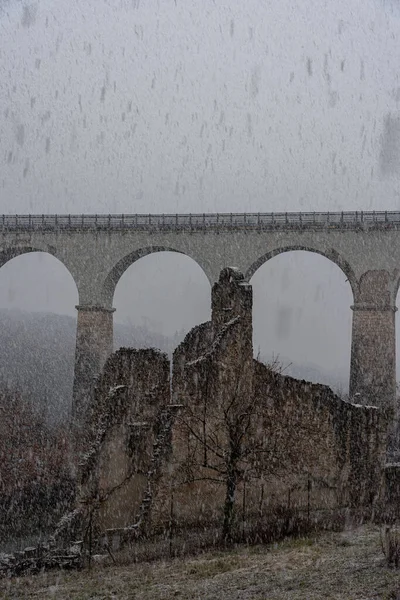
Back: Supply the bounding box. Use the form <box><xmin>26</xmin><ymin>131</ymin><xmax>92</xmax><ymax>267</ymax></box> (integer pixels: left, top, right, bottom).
<box><xmin>4</xmin><ymin>267</ymin><xmax>394</xmax><ymax>574</ymax></box>
<box><xmin>56</xmin><ymin>266</ymin><xmax>390</xmax><ymax>551</ymax></box>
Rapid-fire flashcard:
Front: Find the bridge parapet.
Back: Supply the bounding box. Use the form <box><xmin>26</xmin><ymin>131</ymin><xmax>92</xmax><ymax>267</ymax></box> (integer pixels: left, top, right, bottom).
<box><xmin>1</xmin><ymin>211</ymin><xmax>400</xmax><ymax>232</ymax></box>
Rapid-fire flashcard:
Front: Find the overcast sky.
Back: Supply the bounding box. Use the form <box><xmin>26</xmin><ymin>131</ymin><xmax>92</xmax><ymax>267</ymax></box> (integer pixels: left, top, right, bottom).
<box><xmin>1</xmin><ymin>0</ymin><xmax>400</xmax><ymax>389</ymax></box>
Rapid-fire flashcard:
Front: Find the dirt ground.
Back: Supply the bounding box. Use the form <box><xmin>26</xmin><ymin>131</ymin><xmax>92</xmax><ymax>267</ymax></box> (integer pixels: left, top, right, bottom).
<box><xmin>1</xmin><ymin>525</ymin><xmax>400</xmax><ymax>599</ymax></box>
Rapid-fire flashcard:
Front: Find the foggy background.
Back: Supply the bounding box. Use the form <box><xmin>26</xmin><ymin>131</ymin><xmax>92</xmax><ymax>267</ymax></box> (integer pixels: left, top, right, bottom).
<box><xmin>1</xmin><ymin>0</ymin><xmax>400</xmax><ymax>416</ymax></box>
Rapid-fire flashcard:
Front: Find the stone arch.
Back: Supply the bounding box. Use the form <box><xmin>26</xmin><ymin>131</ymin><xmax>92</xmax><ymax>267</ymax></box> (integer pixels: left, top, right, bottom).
<box><xmin>249</xmin><ymin>247</ymin><xmax>354</xmax><ymax>393</ymax></box>
<box><xmin>0</xmin><ymin>242</ymin><xmax>78</xmax><ymax>292</ymax></box>
<box><xmin>245</xmin><ymin>245</ymin><xmax>357</xmax><ymax>300</ymax></box>
<box><xmin>0</xmin><ymin>241</ymin><xmax>53</xmax><ymax>267</ymax></box>
<box><xmin>103</xmin><ymin>246</ymin><xmax>212</xmax><ymax>306</ymax></box>
<box><xmin>109</xmin><ymin>248</ymin><xmax>212</xmax><ymax>351</ymax></box>
<box><xmin>0</xmin><ymin>245</ymin><xmax>79</xmax><ymax>312</ymax></box>
<box><xmin>0</xmin><ymin>247</ymin><xmax>80</xmax><ymax>422</ymax></box>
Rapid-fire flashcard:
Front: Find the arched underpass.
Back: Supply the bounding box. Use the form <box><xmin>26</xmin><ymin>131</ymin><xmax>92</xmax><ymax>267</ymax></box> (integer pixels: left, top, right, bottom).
<box><xmin>250</xmin><ymin>250</ymin><xmax>353</xmax><ymax>396</ymax></box>
<box><xmin>112</xmin><ymin>251</ymin><xmax>211</xmax><ymax>354</ymax></box>
<box><xmin>0</xmin><ymin>251</ymin><xmax>78</xmax><ymax>422</ymax></box>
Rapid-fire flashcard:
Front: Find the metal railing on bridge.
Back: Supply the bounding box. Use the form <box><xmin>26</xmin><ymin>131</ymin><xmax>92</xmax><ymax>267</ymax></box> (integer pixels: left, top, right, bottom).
<box><xmin>1</xmin><ymin>211</ymin><xmax>400</xmax><ymax>231</ymax></box>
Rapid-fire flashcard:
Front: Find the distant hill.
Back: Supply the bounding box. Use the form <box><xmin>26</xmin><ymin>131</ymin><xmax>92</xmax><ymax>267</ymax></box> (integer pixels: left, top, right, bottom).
<box><xmin>0</xmin><ymin>310</ymin><xmax>179</xmax><ymax>423</ymax></box>
<box><xmin>0</xmin><ymin>310</ymin><xmax>348</xmax><ymax>424</ymax></box>
<box><xmin>257</xmin><ymin>352</ymin><xmax>348</xmax><ymax>398</ymax></box>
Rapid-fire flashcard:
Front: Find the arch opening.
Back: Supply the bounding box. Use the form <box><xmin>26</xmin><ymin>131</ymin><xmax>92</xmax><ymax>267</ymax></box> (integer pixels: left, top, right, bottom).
<box><xmin>112</xmin><ymin>251</ymin><xmax>211</xmax><ymax>354</ymax></box>
<box><xmin>103</xmin><ymin>246</ymin><xmax>214</xmax><ymax>307</ymax></box>
<box><xmin>0</xmin><ymin>251</ymin><xmax>79</xmax><ymax>423</ymax></box>
<box><xmin>250</xmin><ymin>249</ymin><xmax>353</xmax><ymax>396</ymax></box>
<box><xmin>246</xmin><ymin>245</ymin><xmax>357</xmax><ymax>298</ymax></box>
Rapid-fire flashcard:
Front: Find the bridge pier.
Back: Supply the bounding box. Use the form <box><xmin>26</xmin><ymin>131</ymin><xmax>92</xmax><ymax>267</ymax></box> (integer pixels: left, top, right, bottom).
<box><xmin>349</xmin><ymin>270</ymin><xmax>397</xmax><ymax>416</ymax></box>
<box><xmin>72</xmin><ymin>305</ymin><xmax>115</xmax><ymax>429</ymax></box>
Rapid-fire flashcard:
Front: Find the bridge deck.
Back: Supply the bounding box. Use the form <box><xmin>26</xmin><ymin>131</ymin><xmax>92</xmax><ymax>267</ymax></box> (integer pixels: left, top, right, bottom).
<box><xmin>1</xmin><ymin>211</ymin><xmax>400</xmax><ymax>231</ymax></box>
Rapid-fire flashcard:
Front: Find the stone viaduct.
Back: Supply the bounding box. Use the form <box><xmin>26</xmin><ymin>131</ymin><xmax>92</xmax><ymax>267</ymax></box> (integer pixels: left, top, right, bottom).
<box><xmin>0</xmin><ymin>211</ymin><xmax>399</xmax><ymax>424</ymax></box>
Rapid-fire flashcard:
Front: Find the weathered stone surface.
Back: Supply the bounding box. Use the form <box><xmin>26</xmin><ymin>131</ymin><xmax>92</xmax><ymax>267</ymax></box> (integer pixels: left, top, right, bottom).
<box><xmin>78</xmin><ymin>347</ymin><xmax>170</xmax><ymax>533</ymax></box>
<box><xmin>253</xmin><ymin>363</ymin><xmax>386</xmax><ymax>509</ymax></box>
<box><xmin>350</xmin><ymin>269</ymin><xmax>397</xmax><ymax>414</ymax></box>
<box><xmin>67</xmin><ymin>267</ymin><xmax>389</xmax><ymax>547</ymax></box>
<box><xmin>383</xmin><ymin>464</ymin><xmax>400</xmax><ymax>520</ymax></box>
<box><xmin>72</xmin><ymin>306</ymin><xmax>115</xmax><ymax>428</ymax></box>
<box><xmin>167</xmin><ymin>268</ymin><xmax>388</xmax><ymax>531</ymax></box>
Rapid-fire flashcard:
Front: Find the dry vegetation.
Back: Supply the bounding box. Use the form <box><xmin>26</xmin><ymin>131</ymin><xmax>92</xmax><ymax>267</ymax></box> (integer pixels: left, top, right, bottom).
<box><xmin>2</xmin><ymin>525</ymin><xmax>400</xmax><ymax>599</ymax></box>
<box><xmin>0</xmin><ymin>385</ymin><xmax>74</xmax><ymax>546</ymax></box>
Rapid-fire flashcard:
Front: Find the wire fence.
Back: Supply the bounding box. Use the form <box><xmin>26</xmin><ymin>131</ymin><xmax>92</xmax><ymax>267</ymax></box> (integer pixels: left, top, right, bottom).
<box><xmin>1</xmin><ymin>211</ymin><xmax>400</xmax><ymax>231</ymax></box>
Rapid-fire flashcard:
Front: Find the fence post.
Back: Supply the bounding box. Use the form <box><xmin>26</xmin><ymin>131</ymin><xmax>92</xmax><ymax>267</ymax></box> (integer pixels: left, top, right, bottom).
<box><xmin>259</xmin><ymin>483</ymin><xmax>264</xmax><ymax>519</ymax></box>
<box><xmin>242</xmin><ymin>479</ymin><xmax>246</xmax><ymax>542</ymax></box>
<box><xmin>169</xmin><ymin>492</ymin><xmax>174</xmax><ymax>557</ymax></box>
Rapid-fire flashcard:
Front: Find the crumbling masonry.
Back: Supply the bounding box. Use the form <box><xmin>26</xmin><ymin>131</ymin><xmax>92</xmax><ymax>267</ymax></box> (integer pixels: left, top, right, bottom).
<box><xmin>71</xmin><ymin>267</ymin><xmax>388</xmax><ymax>545</ymax></box>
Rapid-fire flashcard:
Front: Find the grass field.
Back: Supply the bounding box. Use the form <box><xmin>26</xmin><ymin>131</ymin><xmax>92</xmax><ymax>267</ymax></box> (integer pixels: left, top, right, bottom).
<box><xmin>1</xmin><ymin>525</ymin><xmax>400</xmax><ymax>599</ymax></box>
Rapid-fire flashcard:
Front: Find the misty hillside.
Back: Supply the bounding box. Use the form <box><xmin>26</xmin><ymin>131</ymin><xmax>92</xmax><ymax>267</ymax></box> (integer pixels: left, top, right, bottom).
<box><xmin>0</xmin><ymin>310</ymin><xmax>178</xmax><ymax>423</ymax></box>
<box><xmin>0</xmin><ymin>310</ymin><xmax>347</xmax><ymax>424</ymax></box>
<box><xmin>257</xmin><ymin>352</ymin><xmax>348</xmax><ymax>397</ymax></box>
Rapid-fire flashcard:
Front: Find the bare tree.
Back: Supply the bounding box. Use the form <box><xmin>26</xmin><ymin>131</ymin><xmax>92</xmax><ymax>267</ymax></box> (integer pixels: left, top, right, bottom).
<box><xmin>176</xmin><ymin>365</ymin><xmax>313</xmax><ymax>541</ymax></box>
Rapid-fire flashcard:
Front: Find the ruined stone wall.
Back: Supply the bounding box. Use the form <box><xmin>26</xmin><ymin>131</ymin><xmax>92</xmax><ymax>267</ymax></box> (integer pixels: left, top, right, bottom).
<box><xmin>79</xmin><ymin>348</ymin><xmax>170</xmax><ymax>532</ymax></box>
<box><xmin>72</xmin><ymin>267</ymin><xmax>389</xmax><ymax>545</ymax></box>
<box><xmin>167</xmin><ymin>347</ymin><xmax>387</xmax><ymax>532</ymax></box>
<box><xmin>253</xmin><ymin>362</ymin><xmax>387</xmax><ymax>510</ymax></box>
<box><xmin>170</xmin><ymin>317</ymin><xmax>246</xmax><ymax>528</ymax></box>
<box><xmin>172</xmin><ymin>268</ymin><xmax>252</xmax><ymax>408</ymax></box>
<box><xmin>166</xmin><ymin>268</ymin><xmax>388</xmax><ymax>532</ymax></box>
<box><xmin>383</xmin><ymin>464</ymin><xmax>400</xmax><ymax>520</ymax></box>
